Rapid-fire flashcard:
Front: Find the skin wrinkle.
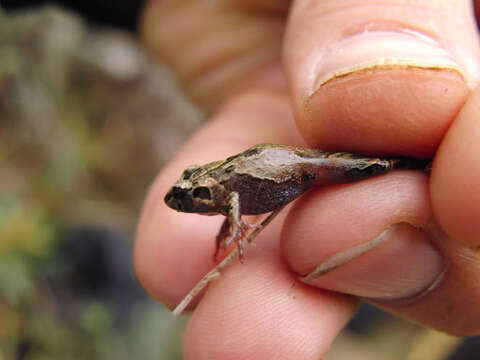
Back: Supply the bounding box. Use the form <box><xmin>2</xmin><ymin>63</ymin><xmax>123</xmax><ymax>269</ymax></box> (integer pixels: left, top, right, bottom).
<box><xmin>341</xmin><ymin>19</ymin><xmax>440</xmax><ymax>40</ymax></box>
<box><xmin>364</xmin><ymin>266</ymin><xmax>447</xmax><ymax>308</ymax></box>
<box><xmin>315</xmin><ymin>238</ymin><xmax>442</xmax><ymax>300</ymax></box>
<box><xmin>294</xmin><ymin>1</ymin><xmax>440</xmax><ymax>18</ymax></box>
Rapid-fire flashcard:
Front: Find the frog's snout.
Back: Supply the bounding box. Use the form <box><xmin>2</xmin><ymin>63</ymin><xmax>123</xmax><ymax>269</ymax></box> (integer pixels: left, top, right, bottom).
<box><xmin>164</xmin><ymin>186</ymin><xmax>193</xmax><ymax>212</ymax></box>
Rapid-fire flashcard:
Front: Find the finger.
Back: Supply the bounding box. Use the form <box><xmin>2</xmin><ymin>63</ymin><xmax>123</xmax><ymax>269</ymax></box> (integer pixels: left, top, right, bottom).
<box><xmin>184</xmin><ymin>241</ymin><xmax>357</xmax><ymax>359</ymax></box>
<box><xmin>135</xmin><ymin>79</ymin><xmax>303</xmax><ymax>308</ymax></box>
<box><xmin>135</xmin><ymin>78</ymin><xmax>359</xmax><ymax>358</ymax></box>
<box><xmin>284</xmin><ymin>0</ymin><xmax>479</xmax><ymax>156</ymax></box>
<box><xmin>282</xmin><ymin>170</ymin><xmax>480</xmax><ymax>335</ymax></box>
<box><xmin>282</xmin><ymin>171</ymin><xmax>438</xmax><ymax>301</ymax></box>
<box><xmin>431</xmin><ymin>86</ymin><xmax>480</xmax><ymax>246</ymax></box>
<box><xmin>141</xmin><ymin>0</ymin><xmax>287</xmax><ymax>111</ymax></box>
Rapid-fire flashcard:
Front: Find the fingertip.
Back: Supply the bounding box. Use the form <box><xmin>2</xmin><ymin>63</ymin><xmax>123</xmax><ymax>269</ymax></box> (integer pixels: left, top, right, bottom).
<box><xmin>301</xmin><ymin>69</ymin><xmax>468</xmax><ymax>156</ymax></box>
<box><xmin>284</xmin><ymin>0</ymin><xmax>476</xmax><ymax>155</ymax></box>
<box><xmin>431</xmin><ymin>86</ymin><xmax>480</xmax><ymax>246</ymax></box>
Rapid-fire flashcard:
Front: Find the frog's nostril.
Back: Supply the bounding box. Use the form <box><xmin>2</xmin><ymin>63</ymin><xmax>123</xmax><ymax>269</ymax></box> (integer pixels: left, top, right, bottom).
<box><xmin>164</xmin><ymin>187</ymin><xmax>193</xmax><ymax>211</ymax></box>
<box><xmin>173</xmin><ymin>187</ymin><xmax>187</xmax><ymax>200</ymax></box>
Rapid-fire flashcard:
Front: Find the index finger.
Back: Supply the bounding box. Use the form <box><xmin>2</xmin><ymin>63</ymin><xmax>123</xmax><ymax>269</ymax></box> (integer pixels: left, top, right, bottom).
<box><xmin>134</xmin><ymin>84</ymin><xmax>358</xmax><ymax>359</ymax></box>
<box><xmin>134</xmin><ymin>88</ymin><xmax>303</xmax><ymax>307</ymax></box>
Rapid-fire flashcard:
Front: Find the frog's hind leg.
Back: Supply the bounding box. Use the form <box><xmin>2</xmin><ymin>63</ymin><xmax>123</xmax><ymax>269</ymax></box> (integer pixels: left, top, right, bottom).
<box><xmin>215</xmin><ymin>192</ymin><xmax>261</xmax><ymax>262</ymax></box>
<box><xmin>302</xmin><ymin>224</ymin><xmax>401</xmax><ymax>281</ymax></box>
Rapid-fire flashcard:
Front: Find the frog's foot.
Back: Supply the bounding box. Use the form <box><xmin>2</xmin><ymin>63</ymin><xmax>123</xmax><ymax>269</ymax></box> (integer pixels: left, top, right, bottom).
<box><xmin>214</xmin><ymin>217</ymin><xmax>261</xmax><ymax>261</ymax></box>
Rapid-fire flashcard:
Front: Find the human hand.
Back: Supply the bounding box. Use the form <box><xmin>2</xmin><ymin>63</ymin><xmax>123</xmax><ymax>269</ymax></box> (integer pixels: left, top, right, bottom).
<box><xmin>135</xmin><ymin>1</ymin><xmax>480</xmax><ymax>358</ymax></box>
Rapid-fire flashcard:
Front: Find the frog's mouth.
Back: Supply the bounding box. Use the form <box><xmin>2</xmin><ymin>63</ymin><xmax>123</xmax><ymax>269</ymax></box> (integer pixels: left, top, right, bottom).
<box><xmin>164</xmin><ymin>186</ymin><xmax>194</xmax><ymax>212</ymax></box>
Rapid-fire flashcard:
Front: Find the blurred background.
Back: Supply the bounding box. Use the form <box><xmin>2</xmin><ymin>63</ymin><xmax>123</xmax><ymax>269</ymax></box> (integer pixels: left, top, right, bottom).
<box><xmin>0</xmin><ymin>2</ymin><xmax>479</xmax><ymax>359</ymax></box>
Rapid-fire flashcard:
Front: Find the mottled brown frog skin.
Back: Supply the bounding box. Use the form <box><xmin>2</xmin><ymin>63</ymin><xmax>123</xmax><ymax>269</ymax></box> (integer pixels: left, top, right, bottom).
<box><xmin>164</xmin><ymin>144</ymin><xmax>430</xmax><ymax>259</ymax></box>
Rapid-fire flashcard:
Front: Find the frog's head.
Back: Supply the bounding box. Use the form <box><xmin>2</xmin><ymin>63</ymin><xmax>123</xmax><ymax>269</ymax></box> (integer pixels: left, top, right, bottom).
<box><xmin>164</xmin><ymin>164</ymin><xmax>226</xmax><ymax>214</ymax></box>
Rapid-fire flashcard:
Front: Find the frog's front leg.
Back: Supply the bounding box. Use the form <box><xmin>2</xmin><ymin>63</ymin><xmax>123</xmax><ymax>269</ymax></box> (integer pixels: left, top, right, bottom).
<box><xmin>214</xmin><ymin>192</ymin><xmax>260</xmax><ymax>262</ymax></box>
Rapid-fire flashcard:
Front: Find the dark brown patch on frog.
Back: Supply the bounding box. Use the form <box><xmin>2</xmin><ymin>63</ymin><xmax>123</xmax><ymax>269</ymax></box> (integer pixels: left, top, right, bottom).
<box><xmin>192</xmin><ymin>186</ymin><xmax>212</xmax><ymax>200</ymax></box>
<box><xmin>342</xmin><ymin>163</ymin><xmax>389</xmax><ymax>181</ymax></box>
<box><xmin>225</xmin><ymin>146</ymin><xmax>262</xmax><ymax>163</ymax></box>
<box><xmin>182</xmin><ymin>166</ymin><xmax>200</xmax><ymax>180</ymax></box>
<box><xmin>302</xmin><ymin>173</ymin><xmax>317</xmax><ymax>182</ymax></box>
<box><xmin>242</xmin><ymin>146</ymin><xmax>263</xmax><ymax>157</ymax></box>
<box><xmin>390</xmin><ymin>157</ymin><xmax>431</xmax><ymax>171</ymax></box>
<box><xmin>220</xmin><ymin>173</ymin><xmax>309</xmax><ymax>214</ymax></box>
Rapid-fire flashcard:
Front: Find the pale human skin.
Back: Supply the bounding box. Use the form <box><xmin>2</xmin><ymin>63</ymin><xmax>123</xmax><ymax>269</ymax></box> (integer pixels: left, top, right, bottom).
<box><xmin>135</xmin><ymin>1</ymin><xmax>480</xmax><ymax>358</ymax></box>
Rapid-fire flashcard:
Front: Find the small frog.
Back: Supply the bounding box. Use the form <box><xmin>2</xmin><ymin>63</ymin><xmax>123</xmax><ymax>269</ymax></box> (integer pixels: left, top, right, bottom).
<box><xmin>164</xmin><ymin>144</ymin><xmax>430</xmax><ymax>260</ymax></box>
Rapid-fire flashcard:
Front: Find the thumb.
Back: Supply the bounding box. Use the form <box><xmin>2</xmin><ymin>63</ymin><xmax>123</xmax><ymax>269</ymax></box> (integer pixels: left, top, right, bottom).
<box><xmin>284</xmin><ymin>0</ymin><xmax>480</xmax><ymax>156</ymax></box>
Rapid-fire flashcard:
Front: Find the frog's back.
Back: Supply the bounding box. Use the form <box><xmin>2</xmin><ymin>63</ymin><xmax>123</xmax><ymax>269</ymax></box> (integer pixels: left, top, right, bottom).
<box><xmin>213</xmin><ymin>144</ymin><xmax>429</xmax><ymax>215</ymax></box>
<box><xmin>223</xmin><ymin>144</ymin><xmax>325</xmax><ymax>182</ymax></box>
<box><xmin>217</xmin><ymin>144</ymin><xmax>323</xmax><ymax>214</ymax></box>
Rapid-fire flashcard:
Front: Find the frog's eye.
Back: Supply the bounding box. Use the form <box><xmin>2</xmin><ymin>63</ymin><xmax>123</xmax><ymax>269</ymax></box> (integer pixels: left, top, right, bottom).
<box><xmin>192</xmin><ymin>186</ymin><xmax>211</xmax><ymax>200</ymax></box>
<box><xmin>182</xmin><ymin>165</ymin><xmax>200</xmax><ymax>180</ymax></box>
